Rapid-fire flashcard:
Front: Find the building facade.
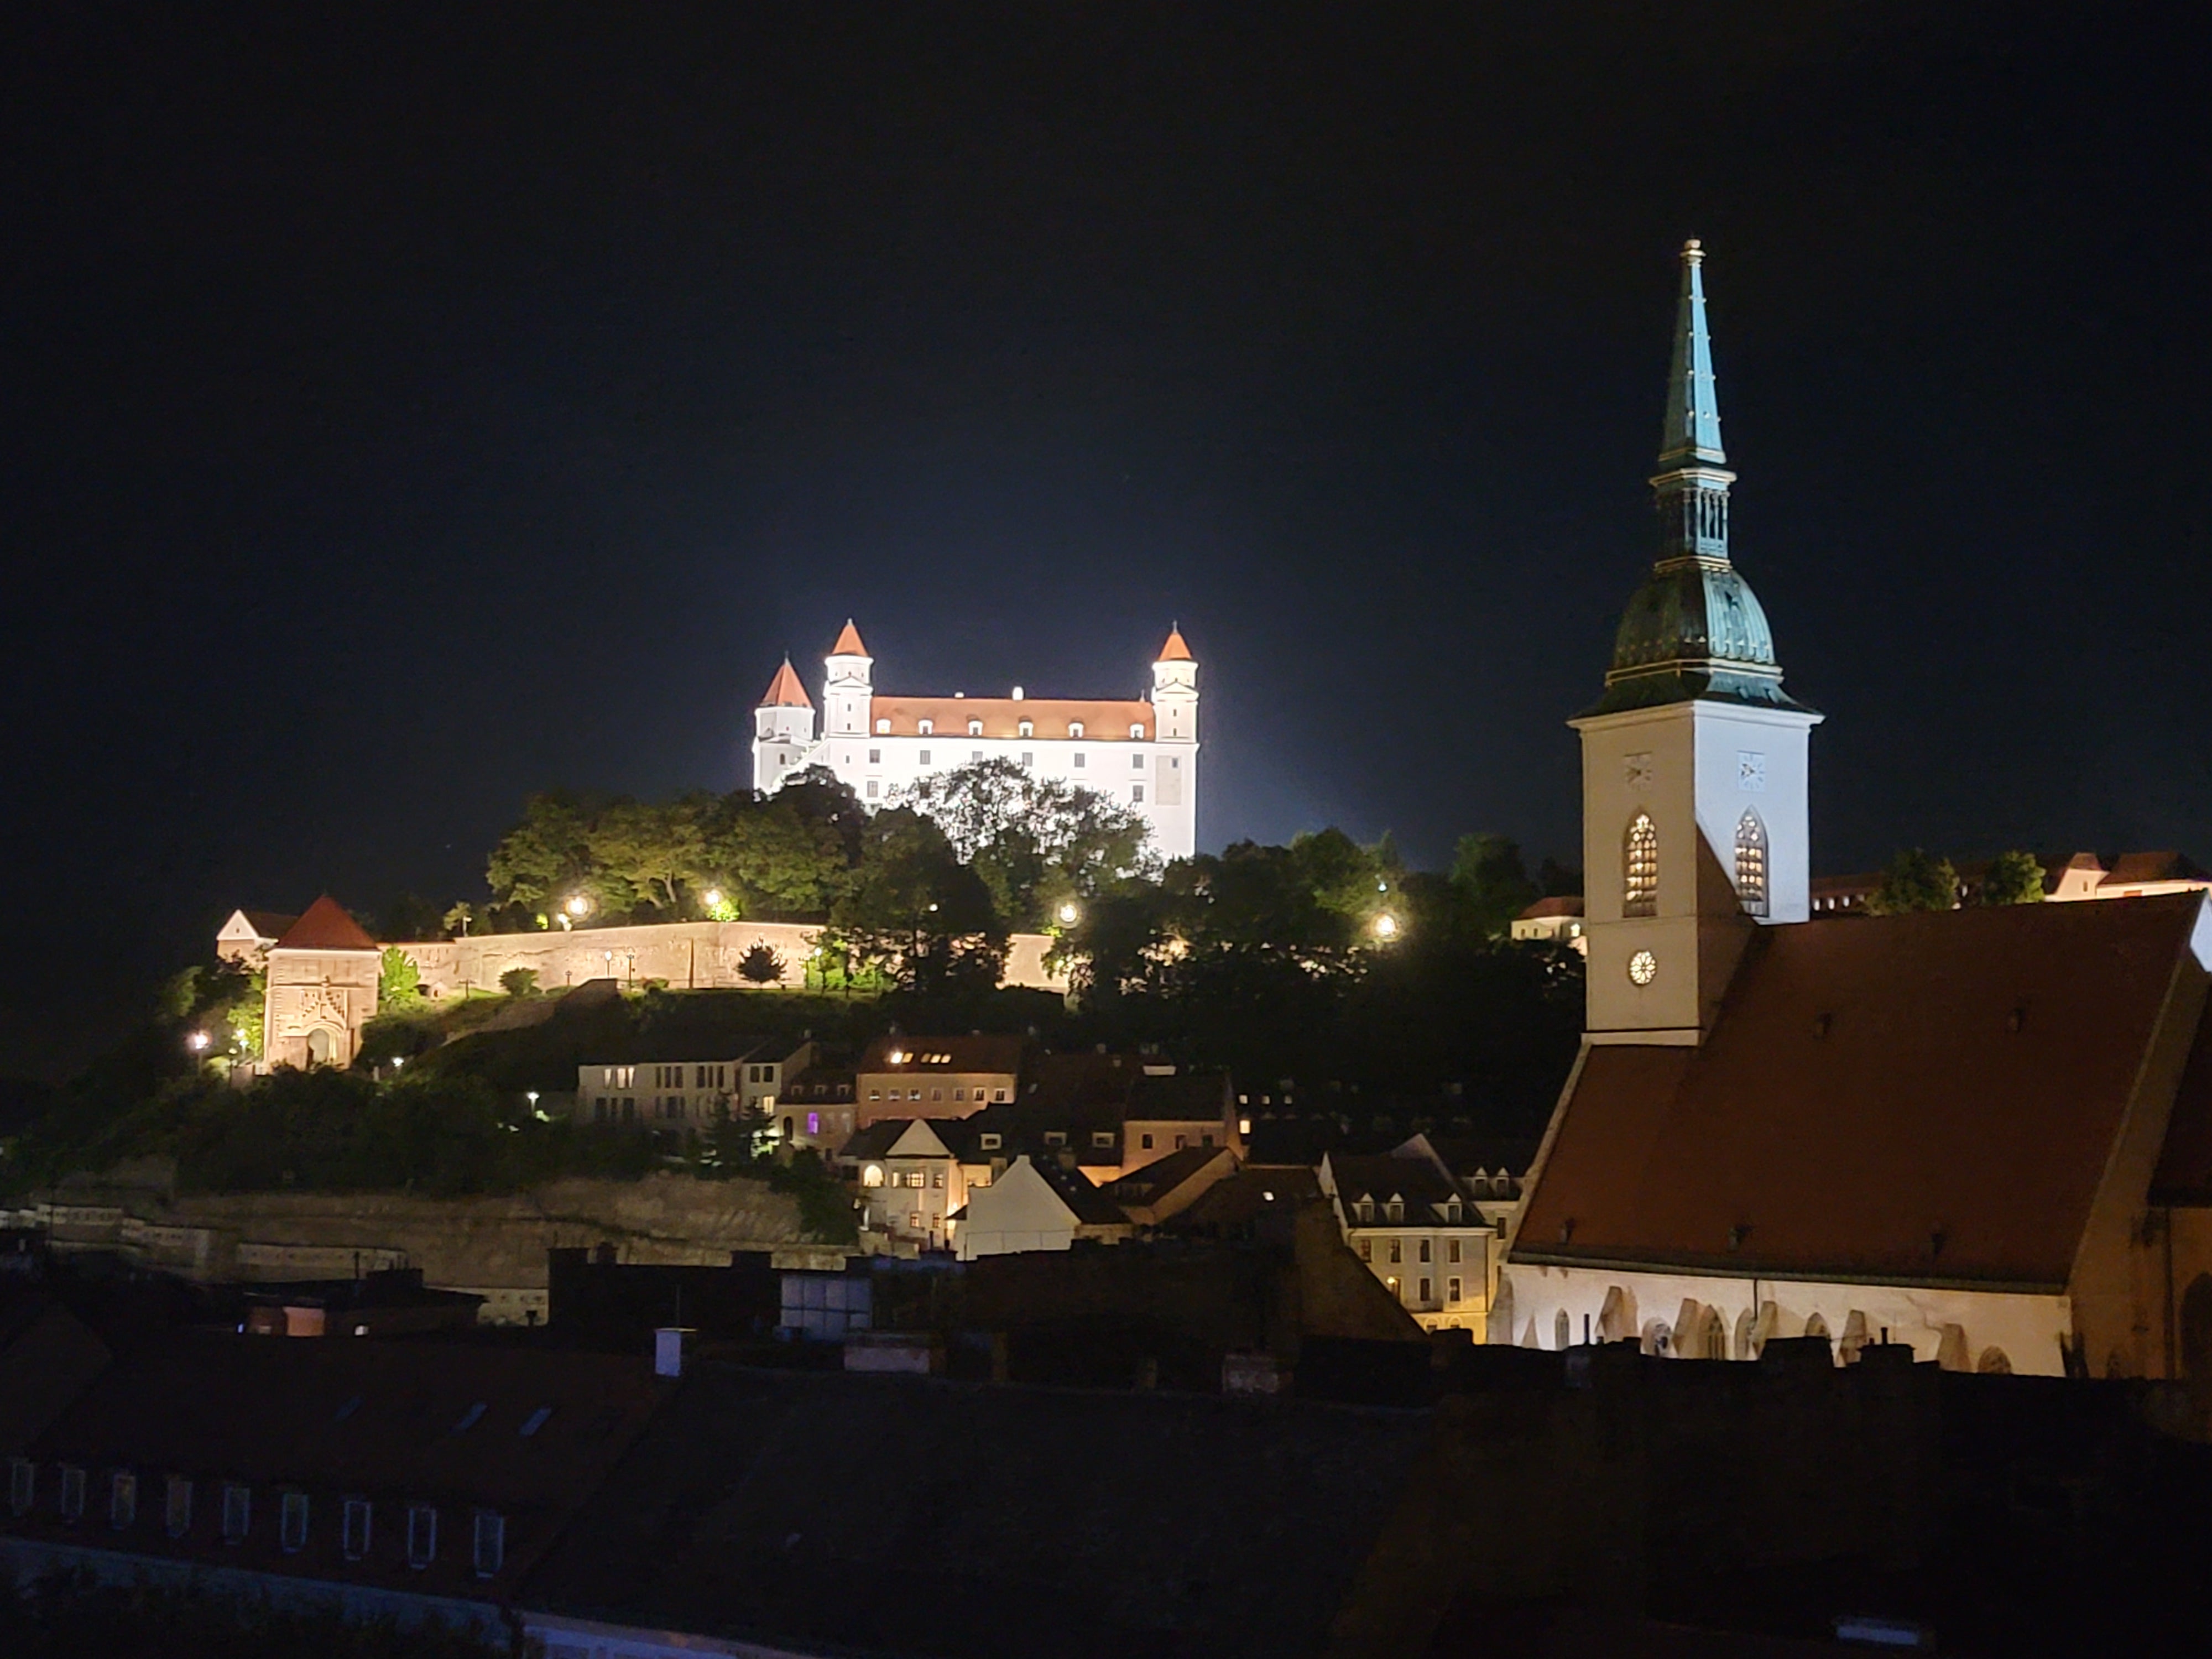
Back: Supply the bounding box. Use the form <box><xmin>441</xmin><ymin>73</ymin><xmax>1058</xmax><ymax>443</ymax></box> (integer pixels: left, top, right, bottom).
<box><xmin>752</xmin><ymin>621</ymin><xmax>1199</xmax><ymax>860</ymax></box>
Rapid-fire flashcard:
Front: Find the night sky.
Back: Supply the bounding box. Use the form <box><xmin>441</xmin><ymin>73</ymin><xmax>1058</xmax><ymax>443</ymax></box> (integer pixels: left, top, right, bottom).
<box><xmin>5</xmin><ymin>4</ymin><xmax>2207</xmax><ymax>1072</ymax></box>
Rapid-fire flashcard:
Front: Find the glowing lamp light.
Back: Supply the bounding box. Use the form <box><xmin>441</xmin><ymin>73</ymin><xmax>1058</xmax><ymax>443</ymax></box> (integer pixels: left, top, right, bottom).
<box><xmin>186</xmin><ymin>1031</ymin><xmax>211</xmax><ymax>1053</ymax></box>
<box><xmin>702</xmin><ymin>888</ymin><xmax>723</xmax><ymax>909</ymax></box>
<box><xmin>1056</xmin><ymin>901</ymin><xmax>1081</xmax><ymax>926</ymax></box>
<box><xmin>391</xmin><ymin>1056</ymin><xmax>405</xmax><ymax>1070</ymax></box>
<box><xmin>1372</xmin><ymin>913</ymin><xmax>1399</xmax><ymax>940</ymax></box>
<box><xmin>565</xmin><ymin>895</ymin><xmax>591</xmax><ymax>917</ymax></box>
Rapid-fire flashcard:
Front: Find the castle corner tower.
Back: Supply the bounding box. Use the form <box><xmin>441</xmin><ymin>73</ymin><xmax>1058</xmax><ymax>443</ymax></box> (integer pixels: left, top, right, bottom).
<box><xmin>750</xmin><ymin>657</ymin><xmax>816</xmax><ymax>792</ymax></box>
<box><xmin>1571</xmin><ymin>241</ymin><xmax>1822</xmax><ymax>1042</ymax></box>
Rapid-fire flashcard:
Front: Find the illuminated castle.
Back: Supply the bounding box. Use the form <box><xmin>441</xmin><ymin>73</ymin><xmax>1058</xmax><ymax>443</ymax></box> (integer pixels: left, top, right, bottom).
<box><xmin>751</xmin><ymin>622</ymin><xmax>1199</xmax><ymax>860</ymax></box>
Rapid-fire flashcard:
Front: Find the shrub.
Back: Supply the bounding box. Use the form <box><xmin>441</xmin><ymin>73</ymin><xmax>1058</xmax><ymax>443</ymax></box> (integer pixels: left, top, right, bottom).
<box><xmin>737</xmin><ymin>942</ymin><xmax>785</xmax><ymax>985</ymax></box>
<box><xmin>499</xmin><ymin>967</ymin><xmax>539</xmax><ymax>998</ymax></box>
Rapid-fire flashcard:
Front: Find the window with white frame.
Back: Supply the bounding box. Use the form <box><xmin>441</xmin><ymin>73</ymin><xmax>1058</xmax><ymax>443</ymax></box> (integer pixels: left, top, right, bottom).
<box><xmin>473</xmin><ymin>1508</ymin><xmax>506</xmax><ymax>1578</ymax></box>
<box><xmin>1072</xmin><ymin>751</ymin><xmax>1086</xmax><ymax>768</ymax></box>
<box><xmin>968</xmin><ymin>719</ymin><xmax>982</xmax><ymax>735</ymax></box>
<box><xmin>406</xmin><ymin>1503</ymin><xmax>438</xmax><ymax>1569</ymax></box>
<box><xmin>1068</xmin><ymin>722</ymin><xmax>1084</xmax><ymax>738</ymax></box>
<box><xmin>917</xmin><ymin>719</ymin><xmax>933</xmax><ymax>735</ymax></box>
<box><xmin>875</xmin><ymin>718</ymin><xmax>890</xmax><ymax>734</ymax></box>
<box><xmin>280</xmin><ymin>1490</ymin><xmax>309</xmax><ymax>1553</ymax></box>
<box><xmin>1018</xmin><ymin>721</ymin><xmax>1033</xmax><ymax>738</ymax></box>
<box><xmin>1132</xmin><ymin>785</ymin><xmax>1144</xmax><ymax>803</ymax></box>
<box><xmin>868</xmin><ymin>748</ymin><xmax>881</xmax><ymax>764</ymax></box>
<box><xmin>1129</xmin><ymin>723</ymin><xmax>1144</xmax><ymax>739</ymax></box>
<box><xmin>343</xmin><ymin>1497</ymin><xmax>373</xmax><ymax>1561</ymax></box>
<box><xmin>221</xmin><ymin>1483</ymin><xmax>251</xmax><ymax>1542</ymax></box>
<box><xmin>919</xmin><ymin>749</ymin><xmax>931</xmax><ymax>765</ymax></box>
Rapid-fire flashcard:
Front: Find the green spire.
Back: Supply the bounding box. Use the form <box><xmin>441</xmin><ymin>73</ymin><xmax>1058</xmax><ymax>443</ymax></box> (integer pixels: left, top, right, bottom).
<box><xmin>1658</xmin><ymin>239</ymin><xmax>1726</xmax><ymax>470</ymax></box>
<box><xmin>1582</xmin><ymin>240</ymin><xmax>1814</xmax><ymax>718</ymax></box>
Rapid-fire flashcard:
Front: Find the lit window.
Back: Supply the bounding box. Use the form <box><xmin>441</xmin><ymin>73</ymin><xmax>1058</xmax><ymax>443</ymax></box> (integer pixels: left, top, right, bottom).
<box><xmin>60</xmin><ymin>1464</ymin><xmax>85</xmax><ymax>1522</ymax></box>
<box><xmin>222</xmin><ymin>1483</ymin><xmax>251</xmax><ymax>1542</ymax></box>
<box><xmin>1624</xmin><ymin>813</ymin><xmax>1658</xmax><ymax>916</ymax></box>
<box><xmin>1735</xmin><ymin>809</ymin><xmax>1769</xmax><ymax>916</ymax></box>
<box><xmin>165</xmin><ymin>1475</ymin><xmax>191</xmax><ymax>1538</ymax></box>
<box><xmin>1069</xmin><ymin>722</ymin><xmax>1084</xmax><ymax>738</ymax></box>
<box><xmin>875</xmin><ymin>718</ymin><xmax>890</xmax><ymax>734</ymax></box>
<box><xmin>472</xmin><ymin>1509</ymin><xmax>505</xmax><ymax>1578</ymax></box>
<box><xmin>1628</xmin><ymin>949</ymin><xmax>1658</xmax><ymax>986</ymax></box>
<box><xmin>8</xmin><ymin>1458</ymin><xmax>32</xmax><ymax>1517</ymax></box>
<box><xmin>110</xmin><ymin>1470</ymin><xmax>136</xmax><ymax>1530</ymax></box>
<box><xmin>406</xmin><ymin>1503</ymin><xmax>437</xmax><ymax>1569</ymax></box>
<box><xmin>863</xmin><ymin>1165</ymin><xmax>884</xmax><ymax>1187</ymax></box>
<box><xmin>280</xmin><ymin>1490</ymin><xmax>309</xmax><ymax>1553</ymax></box>
<box><xmin>807</xmin><ymin>1111</ymin><xmax>820</xmax><ymax>1135</ymax></box>
<box><xmin>343</xmin><ymin>1498</ymin><xmax>373</xmax><ymax>1561</ymax></box>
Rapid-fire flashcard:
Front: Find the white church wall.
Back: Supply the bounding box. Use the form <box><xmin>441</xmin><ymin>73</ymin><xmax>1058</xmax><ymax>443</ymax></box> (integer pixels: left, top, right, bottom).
<box><xmin>1493</xmin><ymin>1261</ymin><xmax>2070</xmax><ymax>1377</ymax></box>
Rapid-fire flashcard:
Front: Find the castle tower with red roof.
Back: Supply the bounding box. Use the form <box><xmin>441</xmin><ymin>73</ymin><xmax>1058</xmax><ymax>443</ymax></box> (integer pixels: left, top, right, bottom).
<box><xmin>263</xmin><ymin>895</ymin><xmax>383</xmax><ymax>1070</ymax></box>
<box><xmin>750</xmin><ymin>621</ymin><xmax>1199</xmax><ymax>859</ymax></box>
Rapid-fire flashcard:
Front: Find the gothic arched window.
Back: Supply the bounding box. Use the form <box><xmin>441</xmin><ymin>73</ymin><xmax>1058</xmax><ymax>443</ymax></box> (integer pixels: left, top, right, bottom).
<box><xmin>1623</xmin><ymin>813</ymin><xmax>1658</xmax><ymax>917</ymax></box>
<box><xmin>1734</xmin><ymin>809</ymin><xmax>1768</xmax><ymax>917</ymax></box>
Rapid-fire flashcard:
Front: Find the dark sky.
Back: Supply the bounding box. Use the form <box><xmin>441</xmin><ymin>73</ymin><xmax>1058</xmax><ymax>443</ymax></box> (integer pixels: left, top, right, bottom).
<box><xmin>4</xmin><ymin>3</ymin><xmax>2208</xmax><ymax>1072</ymax></box>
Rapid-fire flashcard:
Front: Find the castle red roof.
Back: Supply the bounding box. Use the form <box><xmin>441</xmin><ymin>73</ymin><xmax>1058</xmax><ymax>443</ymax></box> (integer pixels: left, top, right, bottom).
<box><xmin>869</xmin><ymin>696</ymin><xmax>1154</xmax><ymax>741</ymax></box>
<box><xmin>758</xmin><ymin>658</ymin><xmax>812</xmax><ymax>708</ymax></box>
<box><xmin>1515</xmin><ymin>894</ymin><xmax>2211</xmax><ymax>1290</ymax></box>
<box><xmin>1157</xmin><ymin>626</ymin><xmax>1193</xmax><ymax>662</ymax></box>
<box><xmin>828</xmin><ymin>619</ymin><xmax>869</xmax><ymax>657</ymax></box>
<box><xmin>273</xmin><ymin>895</ymin><xmax>379</xmax><ymax>953</ymax></box>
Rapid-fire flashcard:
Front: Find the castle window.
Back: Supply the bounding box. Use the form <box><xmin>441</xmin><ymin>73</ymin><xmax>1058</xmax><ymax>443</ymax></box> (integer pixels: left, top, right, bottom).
<box><xmin>1018</xmin><ymin>721</ymin><xmax>1034</xmax><ymax>738</ymax></box>
<box><xmin>919</xmin><ymin>750</ymin><xmax>931</xmax><ymax>765</ymax></box>
<box><xmin>1624</xmin><ymin>813</ymin><xmax>1658</xmax><ymax>916</ymax></box>
<box><xmin>969</xmin><ymin>719</ymin><xmax>982</xmax><ymax>736</ymax></box>
<box><xmin>1132</xmin><ymin>785</ymin><xmax>1144</xmax><ymax>803</ymax></box>
<box><xmin>866</xmin><ymin>781</ymin><xmax>879</xmax><ymax>799</ymax></box>
<box><xmin>1132</xmin><ymin>753</ymin><xmax>1143</xmax><ymax>768</ymax></box>
<box><xmin>1021</xmin><ymin>752</ymin><xmax>1034</xmax><ymax>768</ymax></box>
<box><xmin>972</xmin><ymin>750</ymin><xmax>983</xmax><ymax>762</ymax></box>
<box><xmin>1072</xmin><ymin>752</ymin><xmax>1086</xmax><ymax>768</ymax></box>
<box><xmin>1130</xmin><ymin>723</ymin><xmax>1145</xmax><ymax>739</ymax></box>
<box><xmin>875</xmin><ymin>718</ymin><xmax>890</xmax><ymax>734</ymax></box>
<box><xmin>1734</xmin><ymin>810</ymin><xmax>1769</xmax><ymax>916</ymax></box>
<box><xmin>1068</xmin><ymin>722</ymin><xmax>1084</xmax><ymax>738</ymax></box>
<box><xmin>868</xmin><ymin>748</ymin><xmax>881</xmax><ymax>765</ymax></box>
<box><xmin>918</xmin><ymin>719</ymin><xmax>933</xmax><ymax>735</ymax></box>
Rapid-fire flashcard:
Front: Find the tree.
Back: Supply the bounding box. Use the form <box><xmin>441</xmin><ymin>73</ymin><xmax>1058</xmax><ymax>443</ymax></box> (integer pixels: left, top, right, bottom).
<box><xmin>710</xmin><ymin>793</ymin><xmax>849</xmax><ymax>917</ymax></box>
<box><xmin>591</xmin><ymin>794</ymin><xmax>715</xmax><ymax>914</ymax></box>
<box><xmin>498</xmin><ymin>966</ymin><xmax>539</xmax><ymax>998</ymax></box>
<box><xmin>900</xmin><ymin>758</ymin><xmax>1159</xmax><ymax>928</ymax></box>
<box><xmin>487</xmin><ymin>791</ymin><xmax>605</xmax><ymax>909</ymax></box>
<box><xmin>442</xmin><ymin>901</ymin><xmax>476</xmax><ymax>937</ymax></box>
<box><xmin>832</xmin><ymin>807</ymin><xmax>1005</xmax><ymax>989</ymax></box>
<box><xmin>377</xmin><ymin>948</ymin><xmax>426</xmax><ymax>1013</ymax></box>
<box><xmin>1451</xmin><ymin>833</ymin><xmax>1540</xmax><ymax>939</ymax></box>
<box><xmin>1866</xmin><ymin>848</ymin><xmax>1959</xmax><ymax>915</ymax></box>
<box><xmin>737</xmin><ymin>942</ymin><xmax>785</xmax><ymax>985</ymax></box>
<box><xmin>1978</xmin><ymin>849</ymin><xmax>2047</xmax><ymax>906</ymax></box>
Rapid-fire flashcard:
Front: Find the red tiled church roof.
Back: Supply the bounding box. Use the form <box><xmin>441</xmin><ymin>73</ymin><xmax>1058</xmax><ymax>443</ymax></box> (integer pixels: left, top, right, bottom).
<box><xmin>1515</xmin><ymin>894</ymin><xmax>2210</xmax><ymax>1290</ymax></box>
<box><xmin>829</xmin><ymin>619</ymin><xmax>869</xmax><ymax>657</ymax></box>
<box><xmin>273</xmin><ymin>895</ymin><xmax>379</xmax><ymax>952</ymax></box>
<box><xmin>758</xmin><ymin>658</ymin><xmax>812</xmax><ymax>708</ymax></box>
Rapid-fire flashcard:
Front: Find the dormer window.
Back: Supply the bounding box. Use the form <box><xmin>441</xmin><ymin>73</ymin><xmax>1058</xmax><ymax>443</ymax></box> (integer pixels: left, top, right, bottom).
<box><xmin>918</xmin><ymin>719</ymin><xmax>933</xmax><ymax>735</ymax></box>
<box><xmin>1044</xmin><ymin>1130</ymin><xmax>1067</xmax><ymax>1146</ymax></box>
<box><xmin>1356</xmin><ymin>1198</ymin><xmax>1374</xmax><ymax>1223</ymax></box>
<box><xmin>1018</xmin><ymin>720</ymin><xmax>1034</xmax><ymax>738</ymax></box>
<box><xmin>875</xmin><ymin>718</ymin><xmax>890</xmax><ymax>734</ymax></box>
<box><xmin>979</xmin><ymin>1133</ymin><xmax>1001</xmax><ymax>1150</ymax></box>
<box><xmin>1068</xmin><ymin>722</ymin><xmax>1084</xmax><ymax>738</ymax></box>
<box><xmin>968</xmin><ymin>719</ymin><xmax>983</xmax><ymax>736</ymax></box>
<box><xmin>1092</xmin><ymin>1130</ymin><xmax>1115</xmax><ymax>1147</ymax></box>
<box><xmin>1130</xmin><ymin>723</ymin><xmax>1145</xmax><ymax>739</ymax></box>
<box><xmin>1385</xmin><ymin>1199</ymin><xmax>1404</xmax><ymax>1223</ymax></box>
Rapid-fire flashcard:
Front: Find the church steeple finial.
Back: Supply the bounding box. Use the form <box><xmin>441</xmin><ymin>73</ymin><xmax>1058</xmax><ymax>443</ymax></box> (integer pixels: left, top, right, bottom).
<box><xmin>1650</xmin><ymin>238</ymin><xmax>1735</xmax><ymax>567</ymax></box>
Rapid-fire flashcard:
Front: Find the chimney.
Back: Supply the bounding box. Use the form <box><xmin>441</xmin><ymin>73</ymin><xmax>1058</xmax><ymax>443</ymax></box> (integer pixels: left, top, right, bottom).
<box><xmin>654</xmin><ymin>1327</ymin><xmax>695</xmax><ymax>1378</ymax></box>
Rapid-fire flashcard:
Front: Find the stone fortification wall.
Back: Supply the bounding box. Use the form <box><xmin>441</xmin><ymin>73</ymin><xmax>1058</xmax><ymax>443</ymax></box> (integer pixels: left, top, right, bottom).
<box><xmin>11</xmin><ymin>1173</ymin><xmax>812</xmax><ymax>1325</ymax></box>
<box><xmin>394</xmin><ymin>920</ymin><xmax>1067</xmax><ymax>998</ymax></box>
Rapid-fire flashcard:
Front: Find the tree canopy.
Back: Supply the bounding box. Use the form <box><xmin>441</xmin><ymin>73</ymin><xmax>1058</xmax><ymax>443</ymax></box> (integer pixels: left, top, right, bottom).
<box><xmin>1866</xmin><ymin>847</ymin><xmax>1961</xmax><ymax>915</ymax></box>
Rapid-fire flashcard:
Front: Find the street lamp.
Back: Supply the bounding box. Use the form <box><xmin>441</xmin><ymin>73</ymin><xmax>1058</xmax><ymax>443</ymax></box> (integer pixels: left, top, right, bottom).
<box><xmin>1056</xmin><ymin>901</ymin><xmax>1081</xmax><ymax>926</ymax></box>
<box><xmin>1372</xmin><ymin>913</ymin><xmax>1399</xmax><ymax>941</ymax></box>
<box><xmin>186</xmin><ymin>1031</ymin><xmax>210</xmax><ymax>1053</ymax></box>
<box><xmin>703</xmin><ymin>888</ymin><xmax>723</xmax><ymax>910</ymax></box>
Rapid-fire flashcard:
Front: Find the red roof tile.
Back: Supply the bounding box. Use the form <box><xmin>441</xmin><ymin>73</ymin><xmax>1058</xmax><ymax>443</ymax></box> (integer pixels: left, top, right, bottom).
<box><xmin>869</xmin><ymin>695</ymin><xmax>1154</xmax><ymax>741</ymax></box>
<box><xmin>758</xmin><ymin>658</ymin><xmax>812</xmax><ymax>708</ymax></box>
<box><xmin>1516</xmin><ymin>894</ymin><xmax>2210</xmax><ymax>1289</ymax></box>
<box><xmin>828</xmin><ymin>619</ymin><xmax>869</xmax><ymax>657</ymax></box>
<box><xmin>273</xmin><ymin>895</ymin><xmax>378</xmax><ymax>952</ymax></box>
<box><xmin>1157</xmin><ymin>626</ymin><xmax>1193</xmax><ymax>662</ymax></box>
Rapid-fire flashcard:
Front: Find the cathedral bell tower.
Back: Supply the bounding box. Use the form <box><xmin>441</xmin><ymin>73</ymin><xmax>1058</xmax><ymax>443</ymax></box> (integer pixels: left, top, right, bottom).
<box><xmin>1571</xmin><ymin>241</ymin><xmax>1822</xmax><ymax>1043</ymax></box>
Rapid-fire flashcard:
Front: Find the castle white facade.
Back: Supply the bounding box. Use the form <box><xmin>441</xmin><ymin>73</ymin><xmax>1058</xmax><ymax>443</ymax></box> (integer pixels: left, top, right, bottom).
<box><xmin>750</xmin><ymin>621</ymin><xmax>1199</xmax><ymax>860</ymax></box>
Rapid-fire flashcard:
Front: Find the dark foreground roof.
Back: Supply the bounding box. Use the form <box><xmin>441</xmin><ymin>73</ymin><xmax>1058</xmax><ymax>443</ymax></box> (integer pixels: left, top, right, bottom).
<box><xmin>1517</xmin><ymin>894</ymin><xmax>2211</xmax><ymax>1288</ymax></box>
<box><xmin>525</xmin><ymin>1364</ymin><xmax>1432</xmax><ymax>1659</ymax></box>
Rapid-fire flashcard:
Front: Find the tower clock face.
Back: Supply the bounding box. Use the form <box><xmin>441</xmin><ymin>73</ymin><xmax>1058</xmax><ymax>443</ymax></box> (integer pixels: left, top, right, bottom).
<box><xmin>1737</xmin><ymin>751</ymin><xmax>1767</xmax><ymax>791</ymax></box>
<box><xmin>1625</xmin><ymin>753</ymin><xmax>1653</xmax><ymax>790</ymax></box>
<box><xmin>1627</xmin><ymin>950</ymin><xmax>1658</xmax><ymax>986</ymax></box>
